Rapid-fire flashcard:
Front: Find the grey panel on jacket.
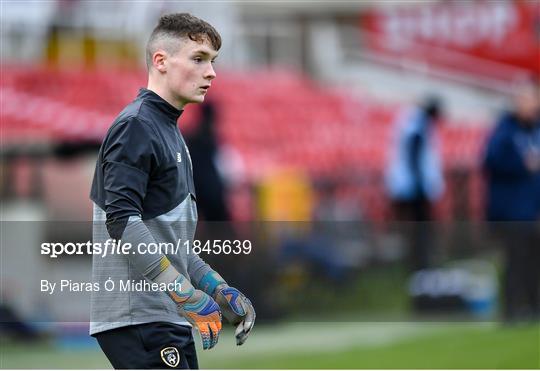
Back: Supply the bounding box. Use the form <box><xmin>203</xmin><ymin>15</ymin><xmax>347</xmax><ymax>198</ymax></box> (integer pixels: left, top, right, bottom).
<box><xmin>89</xmin><ymin>194</ymin><xmax>212</xmax><ymax>335</ymax></box>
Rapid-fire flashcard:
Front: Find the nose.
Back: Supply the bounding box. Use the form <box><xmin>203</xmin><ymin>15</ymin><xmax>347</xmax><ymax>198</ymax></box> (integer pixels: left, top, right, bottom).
<box><xmin>205</xmin><ymin>63</ymin><xmax>216</xmax><ymax>80</ymax></box>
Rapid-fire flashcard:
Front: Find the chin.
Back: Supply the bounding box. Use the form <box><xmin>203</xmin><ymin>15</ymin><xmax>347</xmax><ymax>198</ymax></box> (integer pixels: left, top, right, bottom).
<box><xmin>189</xmin><ymin>95</ymin><xmax>205</xmax><ymax>104</ymax></box>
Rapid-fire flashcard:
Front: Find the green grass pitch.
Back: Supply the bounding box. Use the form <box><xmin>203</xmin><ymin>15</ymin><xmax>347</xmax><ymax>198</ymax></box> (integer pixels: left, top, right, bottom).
<box><xmin>1</xmin><ymin>322</ymin><xmax>538</xmax><ymax>369</ymax></box>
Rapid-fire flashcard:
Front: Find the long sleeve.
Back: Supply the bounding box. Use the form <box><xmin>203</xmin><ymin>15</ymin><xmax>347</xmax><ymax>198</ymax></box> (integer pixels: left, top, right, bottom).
<box><xmin>408</xmin><ymin>132</ymin><xmax>425</xmax><ymax>198</ymax></box>
<box><xmin>102</xmin><ymin>117</ymin><xmax>159</xmax><ymax>236</ymax></box>
<box><xmin>101</xmin><ymin>117</ymin><xmax>171</xmax><ymax>280</ymax></box>
<box><xmin>483</xmin><ymin>118</ymin><xmax>529</xmax><ymax>179</ymax></box>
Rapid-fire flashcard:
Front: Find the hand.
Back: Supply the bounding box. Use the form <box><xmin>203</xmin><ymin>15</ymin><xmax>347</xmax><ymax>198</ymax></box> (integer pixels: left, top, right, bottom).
<box><xmin>525</xmin><ymin>150</ymin><xmax>540</xmax><ymax>173</ymax></box>
<box><xmin>177</xmin><ymin>289</ymin><xmax>222</xmax><ymax>350</ymax></box>
<box><xmin>214</xmin><ymin>286</ymin><xmax>256</xmax><ymax>345</ymax></box>
<box><xmin>168</xmin><ymin>274</ymin><xmax>222</xmax><ymax>349</ymax></box>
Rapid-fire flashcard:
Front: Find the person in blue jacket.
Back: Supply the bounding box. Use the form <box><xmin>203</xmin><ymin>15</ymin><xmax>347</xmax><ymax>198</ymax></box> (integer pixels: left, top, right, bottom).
<box><xmin>483</xmin><ymin>81</ymin><xmax>540</xmax><ymax>322</ymax></box>
<box><xmin>385</xmin><ymin>96</ymin><xmax>445</xmax><ymax>271</ymax></box>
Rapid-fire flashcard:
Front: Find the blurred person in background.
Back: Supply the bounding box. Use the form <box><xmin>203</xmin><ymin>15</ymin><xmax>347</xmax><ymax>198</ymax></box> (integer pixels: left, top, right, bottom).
<box><xmin>186</xmin><ymin>101</ymin><xmax>230</xmax><ymax>221</ymax></box>
<box><xmin>185</xmin><ymin>101</ymin><xmax>244</xmax><ymax>299</ymax></box>
<box><xmin>483</xmin><ymin>80</ymin><xmax>540</xmax><ymax>323</ymax></box>
<box><xmin>385</xmin><ymin>96</ymin><xmax>445</xmax><ymax>271</ymax></box>
<box><xmin>89</xmin><ymin>13</ymin><xmax>254</xmax><ymax>369</ymax></box>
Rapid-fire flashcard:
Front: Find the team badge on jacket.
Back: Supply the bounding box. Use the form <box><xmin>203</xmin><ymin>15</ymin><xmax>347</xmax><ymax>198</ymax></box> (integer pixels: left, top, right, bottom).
<box><xmin>161</xmin><ymin>347</ymin><xmax>180</xmax><ymax>368</ymax></box>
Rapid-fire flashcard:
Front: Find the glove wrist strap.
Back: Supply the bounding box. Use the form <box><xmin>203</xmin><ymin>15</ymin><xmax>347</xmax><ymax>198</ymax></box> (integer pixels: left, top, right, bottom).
<box><xmin>198</xmin><ymin>270</ymin><xmax>227</xmax><ymax>298</ymax></box>
<box><xmin>168</xmin><ymin>274</ymin><xmax>195</xmax><ymax>305</ymax></box>
<box><xmin>147</xmin><ymin>257</ymin><xmax>195</xmax><ymax>305</ymax></box>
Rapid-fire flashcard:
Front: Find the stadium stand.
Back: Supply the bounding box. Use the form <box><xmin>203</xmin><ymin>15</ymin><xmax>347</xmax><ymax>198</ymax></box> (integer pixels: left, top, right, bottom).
<box><xmin>1</xmin><ymin>66</ymin><xmax>488</xmax><ymax>221</ymax></box>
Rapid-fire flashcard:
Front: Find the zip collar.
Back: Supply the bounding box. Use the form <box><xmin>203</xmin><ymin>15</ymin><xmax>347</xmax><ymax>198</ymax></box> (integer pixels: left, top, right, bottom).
<box><xmin>138</xmin><ymin>88</ymin><xmax>183</xmax><ymax>122</ymax></box>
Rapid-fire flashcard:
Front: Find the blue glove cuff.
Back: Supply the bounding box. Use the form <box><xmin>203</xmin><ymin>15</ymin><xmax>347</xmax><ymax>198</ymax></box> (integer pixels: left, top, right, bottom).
<box><xmin>198</xmin><ymin>271</ymin><xmax>227</xmax><ymax>297</ymax></box>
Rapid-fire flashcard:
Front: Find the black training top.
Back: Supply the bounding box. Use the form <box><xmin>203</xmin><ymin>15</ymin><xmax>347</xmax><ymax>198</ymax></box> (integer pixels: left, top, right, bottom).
<box><xmin>90</xmin><ymin>88</ymin><xmax>196</xmax><ymax>239</ymax></box>
<box><xmin>89</xmin><ymin>88</ymin><xmax>211</xmax><ymax>336</ymax></box>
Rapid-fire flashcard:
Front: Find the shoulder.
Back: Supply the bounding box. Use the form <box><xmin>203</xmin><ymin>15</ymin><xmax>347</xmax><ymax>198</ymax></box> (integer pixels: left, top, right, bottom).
<box><xmin>489</xmin><ymin>111</ymin><xmax>515</xmax><ymax>137</ymax></box>
<box><xmin>496</xmin><ymin>111</ymin><xmax>517</xmax><ymax>128</ymax></box>
<box><xmin>108</xmin><ymin>103</ymin><xmax>157</xmax><ymax>141</ymax></box>
<box><xmin>100</xmin><ymin>113</ymin><xmax>160</xmax><ymax>158</ymax></box>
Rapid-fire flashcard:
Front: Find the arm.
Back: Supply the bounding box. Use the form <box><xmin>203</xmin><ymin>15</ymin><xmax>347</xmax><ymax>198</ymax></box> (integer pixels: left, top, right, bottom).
<box><xmin>102</xmin><ymin>118</ymin><xmax>221</xmax><ymax>349</ymax></box>
<box><xmin>483</xmin><ymin>120</ymin><xmax>530</xmax><ymax>179</ymax></box>
<box><xmin>408</xmin><ymin>132</ymin><xmax>425</xmax><ymax>199</ymax></box>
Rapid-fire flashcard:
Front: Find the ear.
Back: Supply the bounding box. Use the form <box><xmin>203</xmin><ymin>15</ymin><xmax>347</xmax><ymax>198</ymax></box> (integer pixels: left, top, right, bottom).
<box><xmin>152</xmin><ymin>50</ymin><xmax>167</xmax><ymax>72</ymax></box>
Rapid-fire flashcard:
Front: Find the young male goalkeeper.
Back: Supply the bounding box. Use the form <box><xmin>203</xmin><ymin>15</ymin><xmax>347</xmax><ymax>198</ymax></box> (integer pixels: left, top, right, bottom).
<box><xmin>89</xmin><ymin>13</ymin><xmax>255</xmax><ymax>369</ymax></box>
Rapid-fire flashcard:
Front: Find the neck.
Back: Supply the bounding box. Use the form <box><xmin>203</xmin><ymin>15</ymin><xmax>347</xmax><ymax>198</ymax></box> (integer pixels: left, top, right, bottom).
<box><xmin>147</xmin><ymin>79</ymin><xmax>185</xmax><ymax>110</ymax></box>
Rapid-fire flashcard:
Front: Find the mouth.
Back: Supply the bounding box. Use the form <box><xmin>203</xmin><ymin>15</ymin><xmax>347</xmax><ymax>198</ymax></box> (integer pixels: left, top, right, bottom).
<box><xmin>200</xmin><ymin>85</ymin><xmax>211</xmax><ymax>91</ymax></box>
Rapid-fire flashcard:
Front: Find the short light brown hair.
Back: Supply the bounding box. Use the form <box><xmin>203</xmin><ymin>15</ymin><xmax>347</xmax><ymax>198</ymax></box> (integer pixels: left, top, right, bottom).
<box><xmin>146</xmin><ymin>13</ymin><xmax>221</xmax><ymax>69</ymax></box>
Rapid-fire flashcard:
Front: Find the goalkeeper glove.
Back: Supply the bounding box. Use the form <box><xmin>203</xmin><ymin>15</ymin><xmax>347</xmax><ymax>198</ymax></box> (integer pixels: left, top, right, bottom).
<box><xmin>199</xmin><ymin>271</ymin><xmax>255</xmax><ymax>345</ymax></box>
<box><xmin>214</xmin><ymin>285</ymin><xmax>256</xmax><ymax>346</ymax></box>
<box><xmin>168</xmin><ymin>274</ymin><xmax>222</xmax><ymax>350</ymax></box>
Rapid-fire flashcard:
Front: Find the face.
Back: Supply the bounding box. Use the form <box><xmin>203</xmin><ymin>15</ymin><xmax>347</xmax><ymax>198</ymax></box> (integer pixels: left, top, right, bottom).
<box><xmin>156</xmin><ymin>37</ymin><xmax>218</xmax><ymax>108</ymax></box>
<box><xmin>515</xmin><ymin>85</ymin><xmax>540</xmax><ymax>123</ymax></box>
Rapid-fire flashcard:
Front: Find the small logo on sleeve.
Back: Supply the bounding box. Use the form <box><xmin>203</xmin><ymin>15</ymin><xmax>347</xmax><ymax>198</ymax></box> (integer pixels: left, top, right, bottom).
<box><xmin>176</xmin><ymin>152</ymin><xmax>182</xmax><ymax>163</ymax></box>
<box><xmin>161</xmin><ymin>347</ymin><xmax>180</xmax><ymax>368</ymax></box>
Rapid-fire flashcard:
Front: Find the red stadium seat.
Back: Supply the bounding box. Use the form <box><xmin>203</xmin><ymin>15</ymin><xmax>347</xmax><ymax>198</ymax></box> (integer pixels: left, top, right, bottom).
<box><xmin>1</xmin><ymin>65</ymin><xmax>489</xmax><ymax>221</ymax></box>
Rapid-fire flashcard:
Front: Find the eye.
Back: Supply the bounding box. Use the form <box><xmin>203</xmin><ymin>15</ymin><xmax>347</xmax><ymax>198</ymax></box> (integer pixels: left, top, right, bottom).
<box><xmin>193</xmin><ymin>57</ymin><xmax>202</xmax><ymax>63</ymax></box>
